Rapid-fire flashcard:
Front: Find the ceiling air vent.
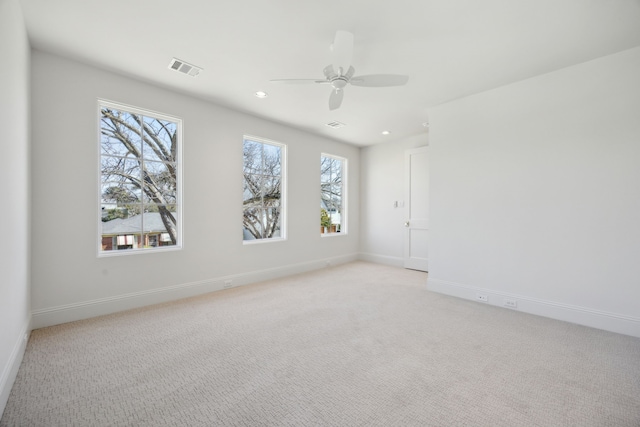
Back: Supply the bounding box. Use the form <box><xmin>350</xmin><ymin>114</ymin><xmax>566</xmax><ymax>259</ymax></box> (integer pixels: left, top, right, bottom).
<box><xmin>325</xmin><ymin>121</ymin><xmax>345</xmax><ymax>129</ymax></box>
<box><xmin>168</xmin><ymin>58</ymin><xmax>202</xmax><ymax>77</ymax></box>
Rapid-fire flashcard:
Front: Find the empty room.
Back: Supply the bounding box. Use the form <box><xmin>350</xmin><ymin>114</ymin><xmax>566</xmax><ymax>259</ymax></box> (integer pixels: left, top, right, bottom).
<box><xmin>1</xmin><ymin>0</ymin><xmax>639</xmax><ymax>425</ymax></box>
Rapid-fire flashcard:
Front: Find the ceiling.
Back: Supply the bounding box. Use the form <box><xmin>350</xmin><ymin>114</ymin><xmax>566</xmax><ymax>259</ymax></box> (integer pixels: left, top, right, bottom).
<box><xmin>19</xmin><ymin>0</ymin><xmax>640</xmax><ymax>147</ymax></box>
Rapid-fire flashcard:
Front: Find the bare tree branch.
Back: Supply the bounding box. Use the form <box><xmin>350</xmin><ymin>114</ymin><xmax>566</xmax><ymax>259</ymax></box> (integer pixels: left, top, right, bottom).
<box><xmin>243</xmin><ymin>141</ymin><xmax>281</xmax><ymax>239</ymax></box>
<box><xmin>101</xmin><ymin>108</ymin><xmax>179</xmax><ymax>245</ymax></box>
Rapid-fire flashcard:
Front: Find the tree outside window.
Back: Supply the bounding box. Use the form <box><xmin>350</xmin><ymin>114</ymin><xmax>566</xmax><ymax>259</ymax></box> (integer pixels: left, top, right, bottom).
<box><xmin>321</xmin><ymin>154</ymin><xmax>346</xmax><ymax>234</ymax></box>
<box><xmin>243</xmin><ymin>137</ymin><xmax>285</xmax><ymax>241</ymax></box>
<box><xmin>99</xmin><ymin>101</ymin><xmax>181</xmax><ymax>254</ymax></box>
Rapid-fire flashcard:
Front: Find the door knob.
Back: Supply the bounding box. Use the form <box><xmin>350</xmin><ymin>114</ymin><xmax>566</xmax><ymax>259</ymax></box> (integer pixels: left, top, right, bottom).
<box><xmin>404</xmin><ymin>221</ymin><xmax>410</xmax><ymax>227</ymax></box>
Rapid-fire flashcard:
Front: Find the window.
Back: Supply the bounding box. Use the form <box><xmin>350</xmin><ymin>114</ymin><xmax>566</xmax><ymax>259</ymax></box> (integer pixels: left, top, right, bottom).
<box><xmin>321</xmin><ymin>154</ymin><xmax>346</xmax><ymax>234</ymax></box>
<box><xmin>99</xmin><ymin>100</ymin><xmax>182</xmax><ymax>255</ymax></box>
<box><xmin>243</xmin><ymin>137</ymin><xmax>286</xmax><ymax>242</ymax></box>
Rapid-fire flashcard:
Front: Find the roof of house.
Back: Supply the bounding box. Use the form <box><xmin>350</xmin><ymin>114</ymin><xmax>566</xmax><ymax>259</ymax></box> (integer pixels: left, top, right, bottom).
<box><xmin>101</xmin><ymin>212</ymin><xmax>176</xmax><ymax>235</ymax></box>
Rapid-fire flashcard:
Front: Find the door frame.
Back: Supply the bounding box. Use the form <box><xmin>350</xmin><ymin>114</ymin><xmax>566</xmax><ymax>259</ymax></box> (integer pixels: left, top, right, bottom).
<box><xmin>404</xmin><ymin>146</ymin><xmax>429</xmax><ymax>271</ymax></box>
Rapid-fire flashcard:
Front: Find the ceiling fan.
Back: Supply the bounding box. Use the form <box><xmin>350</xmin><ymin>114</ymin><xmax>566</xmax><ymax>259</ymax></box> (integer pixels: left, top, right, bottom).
<box><xmin>270</xmin><ymin>31</ymin><xmax>409</xmax><ymax>110</ymax></box>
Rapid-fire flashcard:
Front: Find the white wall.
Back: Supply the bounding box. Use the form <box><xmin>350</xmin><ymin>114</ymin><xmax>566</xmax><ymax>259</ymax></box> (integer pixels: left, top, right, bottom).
<box><xmin>359</xmin><ymin>134</ymin><xmax>428</xmax><ymax>266</ymax></box>
<box><xmin>30</xmin><ymin>51</ymin><xmax>359</xmax><ymax>328</ymax></box>
<box><xmin>428</xmin><ymin>47</ymin><xmax>640</xmax><ymax>337</ymax></box>
<box><xmin>0</xmin><ymin>0</ymin><xmax>31</xmax><ymax>415</ymax></box>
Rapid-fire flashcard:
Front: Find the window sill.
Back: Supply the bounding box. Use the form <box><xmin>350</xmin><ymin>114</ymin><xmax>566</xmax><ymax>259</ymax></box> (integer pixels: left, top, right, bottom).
<box><xmin>98</xmin><ymin>245</ymin><xmax>182</xmax><ymax>258</ymax></box>
<box><xmin>243</xmin><ymin>237</ymin><xmax>287</xmax><ymax>245</ymax></box>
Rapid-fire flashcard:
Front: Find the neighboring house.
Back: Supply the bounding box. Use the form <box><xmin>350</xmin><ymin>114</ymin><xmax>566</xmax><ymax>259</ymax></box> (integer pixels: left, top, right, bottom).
<box><xmin>101</xmin><ymin>212</ymin><xmax>175</xmax><ymax>251</ymax></box>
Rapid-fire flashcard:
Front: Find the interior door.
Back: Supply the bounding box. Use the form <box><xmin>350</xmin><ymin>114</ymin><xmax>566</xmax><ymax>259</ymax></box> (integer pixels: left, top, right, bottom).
<box><xmin>404</xmin><ymin>146</ymin><xmax>429</xmax><ymax>271</ymax></box>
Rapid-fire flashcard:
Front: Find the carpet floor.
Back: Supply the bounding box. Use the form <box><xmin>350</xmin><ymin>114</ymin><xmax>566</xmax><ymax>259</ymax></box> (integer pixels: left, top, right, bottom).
<box><xmin>2</xmin><ymin>261</ymin><xmax>639</xmax><ymax>426</ymax></box>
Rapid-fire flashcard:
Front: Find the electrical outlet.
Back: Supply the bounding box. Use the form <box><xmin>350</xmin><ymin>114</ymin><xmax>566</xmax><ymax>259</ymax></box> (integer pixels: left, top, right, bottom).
<box><xmin>476</xmin><ymin>294</ymin><xmax>488</xmax><ymax>302</ymax></box>
<box><xmin>504</xmin><ymin>299</ymin><xmax>518</xmax><ymax>309</ymax></box>
<box><xmin>223</xmin><ymin>280</ymin><xmax>232</xmax><ymax>289</ymax></box>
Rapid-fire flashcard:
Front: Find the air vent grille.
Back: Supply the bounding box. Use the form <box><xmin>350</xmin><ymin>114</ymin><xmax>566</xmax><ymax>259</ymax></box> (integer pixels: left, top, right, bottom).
<box><xmin>168</xmin><ymin>58</ymin><xmax>202</xmax><ymax>77</ymax></box>
<box><xmin>325</xmin><ymin>121</ymin><xmax>345</xmax><ymax>129</ymax></box>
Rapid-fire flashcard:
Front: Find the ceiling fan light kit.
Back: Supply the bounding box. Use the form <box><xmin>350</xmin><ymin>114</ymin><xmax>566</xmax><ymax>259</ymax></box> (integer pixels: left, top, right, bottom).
<box><xmin>270</xmin><ymin>30</ymin><xmax>409</xmax><ymax>110</ymax></box>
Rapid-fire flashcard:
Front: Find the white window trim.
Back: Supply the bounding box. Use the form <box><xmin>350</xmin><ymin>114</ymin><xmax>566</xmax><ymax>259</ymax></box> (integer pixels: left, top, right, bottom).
<box><xmin>242</xmin><ymin>135</ymin><xmax>287</xmax><ymax>244</ymax></box>
<box><xmin>97</xmin><ymin>99</ymin><xmax>184</xmax><ymax>257</ymax></box>
<box><xmin>320</xmin><ymin>153</ymin><xmax>347</xmax><ymax>237</ymax></box>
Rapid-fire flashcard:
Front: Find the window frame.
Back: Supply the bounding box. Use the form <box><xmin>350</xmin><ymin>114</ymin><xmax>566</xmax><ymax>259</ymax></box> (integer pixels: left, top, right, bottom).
<box><xmin>97</xmin><ymin>99</ymin><xmax>183</xmax><ymax>257</ymax></box>
<box><xmin>242</xmin><ymin>135</ymin><xmax>287</xmax><ymax>244</ymax></box>
<box><xmin>320</xmin><ymin>153</ymin><xmax>347</xmax><ymax>236</ymax></box>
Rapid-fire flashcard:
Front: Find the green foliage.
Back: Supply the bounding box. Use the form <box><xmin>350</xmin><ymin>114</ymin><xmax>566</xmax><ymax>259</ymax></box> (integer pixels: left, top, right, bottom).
<box><xmin>321</xmin><ymin>208</ymin><xmax>331</xmax><ymax>228</ymax></box>
<box><xmin>102</xmin><ymin>208</ymin><xmax>128</xmax><ymax>222</ymax></box>
<box><xmin>102</xmin><ymin>186</ymin><xmax>137</xmax><ymax>204</ymax></box>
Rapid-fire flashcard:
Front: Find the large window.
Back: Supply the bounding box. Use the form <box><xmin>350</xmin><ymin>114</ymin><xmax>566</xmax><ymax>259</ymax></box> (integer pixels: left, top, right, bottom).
<box><xmin>243</xmin><ymin>137</ymin><xmax>286</xmax><ymax>242</ymax></box>
<box><xmin>321</xmin><ymin>154</ymin><xmax>346</xmax><ymax>235</ymax></box>
<box><xmin>99</xmin><ymin>100</ymin><xmax>182</xmax><ymax>255</ymax></box>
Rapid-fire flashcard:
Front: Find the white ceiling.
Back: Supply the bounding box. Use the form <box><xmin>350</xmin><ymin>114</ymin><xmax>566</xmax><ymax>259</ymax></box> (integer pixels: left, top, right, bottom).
<box><xmin>20</xmin><ymin>0</ymin><xmax>640</xmax><ymax>146</ymax></box>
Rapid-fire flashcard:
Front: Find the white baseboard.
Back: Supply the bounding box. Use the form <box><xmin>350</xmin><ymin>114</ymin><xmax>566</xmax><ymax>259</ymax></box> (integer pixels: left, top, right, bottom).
<box><xmin>31</xmin><ymin>253</ymin><xmax>358</xmax><ymax>330</ymax></box>
<box><xmin>358</xmin><ymin>252</ymin><xmax>404</xmax><ymax>268</ymax></box>
<box><xmin>427</xmin><ymin>278</ymin><xmax>640</xmax><ymax>338</ymax></box>
<box><xmin>0</xmin><ymin>320</ymin><xmax>30</xmax><ymax>417</ymax></box>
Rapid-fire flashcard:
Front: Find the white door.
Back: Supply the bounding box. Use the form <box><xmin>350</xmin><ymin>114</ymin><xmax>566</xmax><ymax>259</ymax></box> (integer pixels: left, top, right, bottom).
<box><xmin>404</xmin><ymin>146</ymin><xmax>428</xmax><ymax>271</ymax></box>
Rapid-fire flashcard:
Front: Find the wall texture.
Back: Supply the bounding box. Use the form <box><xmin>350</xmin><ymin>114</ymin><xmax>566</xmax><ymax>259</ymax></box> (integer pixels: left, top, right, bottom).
<box><xmin>30</xmin><ymin>51</ymin><xmax>359</xmax><ymax>328</ymax></box>
<box><xmin>359</xmin><ymin>133</ymin><xmax>428</xmax><ymax>266</ymax></box>
<box><xmin>428</xmin><ymin>47</ymin><xmax>640</xmax><ymax>337</ymax></box>
<box><xmin>0</xmin><ymin>0</ymin><xmax>31</xmax><ymax>415</ymax></box>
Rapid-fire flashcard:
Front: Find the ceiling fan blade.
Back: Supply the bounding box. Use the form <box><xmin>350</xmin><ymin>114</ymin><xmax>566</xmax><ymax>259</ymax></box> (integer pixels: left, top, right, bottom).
<box><xmin>350</xmin><ymin>74</ymin><xmax>409</xmax><ymax>87</ymax></box>
<box><xmin>329</xmin><ymin>89</ymin><xmax>344</xmax><ymax>110</ymax></box>
<box><xmin>344</xmin><ymin>65</ymin><xmax>355</xmax><ymax>80</ymax></box>
<box><xmin>270</xmin><ymin>79</ymin><xmax>326</xmax><ymax>84</ymax></box>
<box><xmin>331</xmin><ymin>30</ymin><xmax>354</xmax><ymax>76</ymax></box>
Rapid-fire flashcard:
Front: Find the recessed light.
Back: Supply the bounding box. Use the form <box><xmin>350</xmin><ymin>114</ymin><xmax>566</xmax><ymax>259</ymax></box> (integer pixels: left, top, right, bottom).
<box><xmin>382</xmin><ymin>130</ymin><xmax>391</xmax><ymax>135</ymax></box>
<box><xmin>254</xmin><ymin>91</ymin><xmax>268</xmax><ymax>98</ymax></box>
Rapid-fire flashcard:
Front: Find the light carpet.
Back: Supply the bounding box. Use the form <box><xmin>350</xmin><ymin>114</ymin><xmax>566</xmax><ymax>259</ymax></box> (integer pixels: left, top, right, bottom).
<box><xmin>2</xmin><ymin>261</ymin><xmax>639</xmax><ymax>426</ymax></box>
